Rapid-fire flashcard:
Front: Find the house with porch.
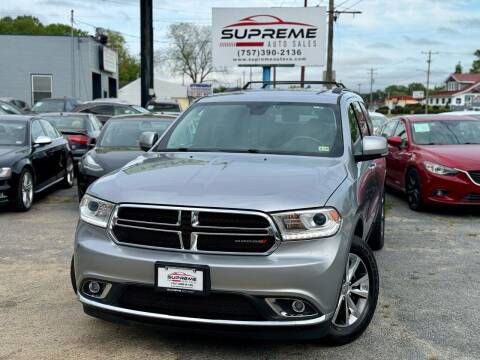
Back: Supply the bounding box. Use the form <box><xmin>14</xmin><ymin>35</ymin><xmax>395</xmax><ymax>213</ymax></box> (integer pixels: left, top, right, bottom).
<box><xmin>428</xmin><ymin>73</ymin><xmax>480</xmax><ymax>110</ymax></box>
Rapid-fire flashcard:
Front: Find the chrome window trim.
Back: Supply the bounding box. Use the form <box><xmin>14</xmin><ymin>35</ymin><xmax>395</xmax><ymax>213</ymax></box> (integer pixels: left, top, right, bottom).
<box><xmin>79</xmin><ymin>293</ymin><xmax>331</xmax><ymax>327</ymax></box>
<box><xmin>108</xmin><ymin>204</ymin><xmax>281</xmax><ymax>256</ymax></box>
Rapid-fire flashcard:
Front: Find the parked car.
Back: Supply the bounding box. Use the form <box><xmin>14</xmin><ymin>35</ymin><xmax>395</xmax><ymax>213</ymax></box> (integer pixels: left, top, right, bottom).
<box><xmin>369</xmin><ymin>111</ymin><xmax>388</xmax><ymax>134</ymax></box>
<box><xmin>0</xmin><ymin>115</ymin><xmax>74</xmax><ymax>211</ymax></box>
<box><xmin>379</xmin><ymin>114</ymin><xmax>480</xmax><ymax>210</ymax></box>
<box><xmin>72</xmin><ymin>83</ymin><xmax>387</xmax><ymax>343</ymax></box>
<box><xmin>31</xmin><ymin>98</ymin><xmax>82</xmax><ymax>113</ymax></box>
<box><xmin>146</xmin><ymin>98</ymin><xmax>182</xmax><ymax>115</ymax></box>
<box><xmin>38</xmin><ymin>113</ymin><xmax>102</xmax><ymax>164</ymax></box>
<box><xmin>0</xmin><ymin>100</ymin><xmax>25</xmax><ymax>115</ymax></box>
<box><xmin>77</xmin><ymin>113</ymin><xmax>176</xmax><ymax>198</ymax></box>
<box><xmin>0</xmin><ymin>97</ymin><xmax>30</xmax><ymax>112</ymax></box>
<box><xmin>73</xmin><ymin>101</ymin><xmax>149</xmax><ymax>124</ymax></box>
<box><xmin>440</xmin><ymin>110</ymin><xmax>480</xmax><ymax>120</ymax></box>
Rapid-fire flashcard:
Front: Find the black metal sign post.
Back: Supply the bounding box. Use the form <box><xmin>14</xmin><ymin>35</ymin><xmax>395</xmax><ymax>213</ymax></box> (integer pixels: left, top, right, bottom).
<box><xmin>140</xmin><ymin>0</ymin><xmax>154</xmax><ymax>107</ymax></box>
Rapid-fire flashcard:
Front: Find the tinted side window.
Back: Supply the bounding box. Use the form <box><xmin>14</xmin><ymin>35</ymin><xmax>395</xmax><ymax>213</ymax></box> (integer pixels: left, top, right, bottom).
<box><xmin>353</xmin><ymin>102</ymin><xmax>370</xmax><ymax>137</ymax></box>
<box><xmin>40</xmin><ymin>120</ymin><xmax>59</xmax><ymax>139</ymax></box>
<box><xmin>380</xmin><ymin>121</ymin><xmax>398</xmax><ymax>138</ymax></box>
<box><xmin>348</xmin><ymin>105</ymin><xmax>362</xmax><ymax>155</ymax></box>
<box><xmin>114</xmin><ymin>105</ymin><xmax>137</xmax><ymax>115</ymax></box>
<box><xmin>31</xmin><ymin>120</ymin><xmax>46</xmax><ymax>140</ymax></box>
<box><xmin>86</xmin><ymin>105</ymin><xmax>114</xmax><ymax>115</ymax></box>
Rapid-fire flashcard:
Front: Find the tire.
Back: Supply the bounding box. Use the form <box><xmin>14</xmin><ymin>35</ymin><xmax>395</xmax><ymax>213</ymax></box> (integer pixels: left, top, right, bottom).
<box><xmin>14</xmin><ymin>168</ymin><xmax>34</xmax><ymax>211</ymax></box>
<box><xmin>70</xmin><ymin>255</ymin><xmax>77</xmax><ymax>294</ymax></box>
<box><xmin>368</xmin><ymin>191</ymin><xmax>385</xmax><ymax>250</ymax></box>
<box><xmin>406</xmin><ymin>168</ymin><xmax>423</xmax><ymax>211</ymax></box>
<box><xmin>325</xmin><ymin>236</ymin><xmax>379</xmax><ymax>345</ymax></box>
<box><xmin>61</xmin><ymin>156</ymin><xmax>75</xmax><ymax>189</ymax></box>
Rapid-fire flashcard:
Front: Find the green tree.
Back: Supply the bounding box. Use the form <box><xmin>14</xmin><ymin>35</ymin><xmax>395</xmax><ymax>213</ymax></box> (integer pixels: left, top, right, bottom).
<box><xmin>384</xmin><ymin>85</ymin><xmax>409</xmax><ymax>96</ymax></box>
<box><xmin>471</xmin><ymin>50</ymin><xmax>480</xmax><ymax>73</ymax></box>
<box><xmin>0</xmin><ymin>15</ymin><xmax>87</xmax><ymax>36</ymax></box>
<box><xmin>105</xmin><ymin>30</ymin><xmax>140</xmax><ymax>82</ymax></box>
<box><xmin>407</xmin><ymin>83</ymin><xmax>426</xmax><ymax>93</ymax></box>
<box><xmin>455</xmin><ymin>62</ymin><xmax>463</xmax><ymax>74</ymax></box>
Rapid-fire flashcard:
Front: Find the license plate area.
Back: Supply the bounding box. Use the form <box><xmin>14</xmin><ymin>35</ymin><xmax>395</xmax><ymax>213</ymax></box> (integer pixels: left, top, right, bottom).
<box><xmin>155</xmin><ymin>262</ymin><xmax>210</xmax><ymax>295</ymax></box>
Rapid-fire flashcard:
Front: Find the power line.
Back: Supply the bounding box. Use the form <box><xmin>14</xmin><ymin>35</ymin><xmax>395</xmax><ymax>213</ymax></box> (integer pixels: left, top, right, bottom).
<box><xmin>368</xmin><ymin>68</ymin><xmax>378</xmax><ymax>105</ymax></box>
<box><xmin>422</xmin><ymin>50</ymin><xmax>439</xmax><ymax>114</ymax></box>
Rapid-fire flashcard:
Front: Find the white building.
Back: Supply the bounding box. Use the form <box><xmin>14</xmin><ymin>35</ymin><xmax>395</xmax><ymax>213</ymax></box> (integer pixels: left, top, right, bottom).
<box><xmin>118</xmin><ymin>78</ymin><xmax>188</xmax><ymax>109</ymax></box>
<box><xmin>428</xmin><ymin>73</ymin><xmax>480</xmax><ymax>110</ymax></box>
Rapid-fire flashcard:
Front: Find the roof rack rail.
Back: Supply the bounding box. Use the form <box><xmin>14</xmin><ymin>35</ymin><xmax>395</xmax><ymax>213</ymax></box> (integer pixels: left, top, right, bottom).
<box><xmin>242</xmin><ymin>80</ymin><xmax>346</xmax><ymax>90</ymax></box>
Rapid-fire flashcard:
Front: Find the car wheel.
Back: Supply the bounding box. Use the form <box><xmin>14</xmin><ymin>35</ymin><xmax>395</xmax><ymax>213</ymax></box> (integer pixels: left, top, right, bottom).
<box><xmin>61</xmin><ymin>156</ymin><xmax>75</xmax><ymax>188</ymax></box>
<box><xmin>367</xmin><ymin>191</ymin><xmax>385</xmax><ymax>250</ymax></box>
<box><xmin>406</xmin><ymin>168</ymin><xmax>423</xmax><ymax>211</ymax></box>
<box><xmin>70</xmin><ymin>255</ymin><xmax>77</xmax><ymax>294</ymax></box>
<box><xmin>14</xmin><ymin>169</ymin><xmax>34</xmax><ymax>211</ymax></box>
<box><xmin>325</xmin><ymin>236</ymin><xmax>379</xmax><ymax>345</ymax></box>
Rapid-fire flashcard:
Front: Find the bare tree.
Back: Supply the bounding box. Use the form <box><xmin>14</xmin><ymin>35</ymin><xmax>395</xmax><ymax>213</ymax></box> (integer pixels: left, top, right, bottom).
<box><xmin>166</xmin><ymin>23</ymin><xmax>213</xmax><ymax>83</ymax></box>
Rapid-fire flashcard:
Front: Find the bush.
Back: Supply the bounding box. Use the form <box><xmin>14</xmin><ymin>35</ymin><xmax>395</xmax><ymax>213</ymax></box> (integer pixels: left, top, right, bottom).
<box><xmin>376</xmin><ymin>106</ymin><xmax>389</xmax><ymax>114</ymax></box>
<box><xmin>391</xmin><ymin>106</ymin><xmax>404</xmax><ymax>114</ymax></box>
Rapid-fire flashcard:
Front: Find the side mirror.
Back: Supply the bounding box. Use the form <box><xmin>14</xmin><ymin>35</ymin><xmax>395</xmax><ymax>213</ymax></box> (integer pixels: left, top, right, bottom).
<box><xmin>139</xmin><ymin>131</ymin><xmax>158</xmax><ymax>152</ymax></box>
<box><xmin>34</xmin><ymin>136</ymin><xmax>52</xmax><ymax>146</ymax></box>
<box><xmin>387</xmin><ymin>136</ymin><xmax>403</xmax><ymax>147</ymax></box>
<box><xmin>355</xmin><ymin>136</ymin><xmax>388</xmax><ymax>162</ymax></box>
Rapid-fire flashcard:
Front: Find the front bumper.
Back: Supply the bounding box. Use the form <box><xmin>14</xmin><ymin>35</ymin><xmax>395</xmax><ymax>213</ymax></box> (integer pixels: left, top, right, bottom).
<box><xmin>423</xmin><ymin>170</ymin><xmax>480</xmax><ymax>205</ymax></box>
<box><xmin>74</xmin><ymin>220</ymin><xmax>349</xmax><ymax>329</ymax></box>
<box><xmin>0</xmin><ymin>178</ymin><xmax>13</xmax><ymax>204</ymax></box>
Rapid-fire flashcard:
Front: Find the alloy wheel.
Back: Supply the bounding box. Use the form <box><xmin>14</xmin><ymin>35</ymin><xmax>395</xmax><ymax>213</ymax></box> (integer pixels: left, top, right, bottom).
<box><xmin>406</xmin><ymin>171</ymin><xmax>421</xmax><ymax>208</ymax></box>
<box><xmin>332</xmin><ymin>253</ymin><xmax>369</xmax><ymax>327</ymax></box>
<box><xmin>66</xmin><ymin>158</ymin><xmax>74</xmax><ymax>186</ymax></box>
<box><xmin>21</xmin><ymin>172</ymin><xmax>33</xmax><ymax>209</ymax></box>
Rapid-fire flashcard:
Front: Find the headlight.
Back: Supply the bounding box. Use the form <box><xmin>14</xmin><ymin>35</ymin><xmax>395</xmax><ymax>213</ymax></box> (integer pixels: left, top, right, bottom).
<box><xmin>272</xmin><ymin>208</ymin><xmax>342</xmax><ymax>240</ymax></box>
<box><xmin>83</xmin><ymin>154</ymin><xmax>103</xmax><ymax>171</ymax></box>
<box><xmin>80</xmin><ymin>194</ymin><xmax>115</xmax><ymax>228</ymax></box>
<box><xmin>424</xmin><ymin>161</ymin><xmax>458</xmax><ymax>175</ymax></box>
<box><xmin>0</xmin><ymin>167</ymin><xmax>12</xmax><ymax>179</ymax></box>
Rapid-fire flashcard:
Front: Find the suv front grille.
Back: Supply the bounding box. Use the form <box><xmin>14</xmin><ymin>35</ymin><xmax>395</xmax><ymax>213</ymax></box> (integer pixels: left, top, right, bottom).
<box><xmin>468</xmin><ymin>171</ymin><xmax>480</xmax><ymax>185</ymax></box>
<box><xmin>110</xmin><ymin>205</ymin><xmax>278</xmax><ymax>254</ymax></box>
<box><xmin>118</xmin><ymin>285</ymin><xmax>264</xmax><ymax>321</ymax></box>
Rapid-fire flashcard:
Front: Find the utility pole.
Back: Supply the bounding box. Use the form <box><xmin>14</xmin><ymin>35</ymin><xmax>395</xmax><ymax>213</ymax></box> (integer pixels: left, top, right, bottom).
<box><xmin>368</xmin><ymin>68</ymin><xmax>377</xmax><ymax>106</ymax></box>
<box><xmin>325</xmin><ymin>1</ymin><xmax>361</xmax><ymax>87</ymax></box>
<box><xmin>300</xmin><ymin>0</ymin><xmax>307</xmax><ymax>87</ymax></box>
<box><xmin>249</xmin><ymin>67</ymin><xmax>252</xmax><ymax>83</ymax></box>
<box><xmin>140</xmin><ymin>0</ymin><xmax>154</xmax><ymax>107</ymax></box>
<box><xmin>357</xmin><ymin>83</ymin><xmax>362</xmax><ymax>94</ymax></box>
<box><xmin>422</xmin><ymin>50</ymin><xmax>438</xmax><ymax>114</ymax></box>
<box><xmin>70</xmin><ymin>10</ymin><xmax>75</xmax><ymax>98</ymax></box>
<box><xmin>325</xmin><ymin>0</ymin><xmax>334</xmax><ymax>86</ymax></box>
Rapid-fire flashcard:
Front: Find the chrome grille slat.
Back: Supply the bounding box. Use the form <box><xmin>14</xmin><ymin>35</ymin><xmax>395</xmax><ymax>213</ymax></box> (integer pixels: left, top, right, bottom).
<box><xmin>108</xmin><ymin>205</ymin><xmax>280</xmax><ymax>255</ymax></box>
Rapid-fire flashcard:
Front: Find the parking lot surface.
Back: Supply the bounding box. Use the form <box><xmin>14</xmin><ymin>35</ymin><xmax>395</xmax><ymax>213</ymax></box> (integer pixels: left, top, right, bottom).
<box><xmin>1</xmin><ymin>186</ymin><xmax>479</xmax><ymax>360</ymax></box>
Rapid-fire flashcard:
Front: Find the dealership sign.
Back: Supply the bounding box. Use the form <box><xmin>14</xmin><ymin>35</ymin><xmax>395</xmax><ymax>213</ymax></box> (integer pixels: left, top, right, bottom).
<box><xmin>100</xmin><ymin>46</ymin><xmax>118</xmax><ymax>74</ymax></box>
<box><xmin>212</xmin><ymin>7</ymin><xmax>326</xmax><ymax>67</ymax></box>
<box><xmin>412</xmin><ymin>91</ymin><xmax>425</xmax><ymax>99</ymax></box>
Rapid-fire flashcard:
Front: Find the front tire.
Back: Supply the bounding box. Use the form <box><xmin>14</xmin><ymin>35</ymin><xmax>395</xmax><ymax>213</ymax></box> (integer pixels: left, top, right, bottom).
<box><xmin>326</xmin><ymin>236</ymin><xmax>379</xmax><ymax>345</ymax></box>
<box><xmin>406</xmin><ymin>168</ymin><xmax>423</xmax><ymax>211</ymax></box>
<box><xmin>368</xmin><ymin>191</ymin><xmax>385</xmax><ymax>250</ymax></box>
<box><xmin>14</xmin><ymin>169</ymin><xmax>34</xmax><ymax>211</ymax></box>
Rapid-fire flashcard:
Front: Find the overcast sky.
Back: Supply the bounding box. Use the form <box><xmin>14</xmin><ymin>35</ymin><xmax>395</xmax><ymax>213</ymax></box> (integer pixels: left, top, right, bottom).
<box><xmin>1</xmin><ymin>0</ymin><xmax>479</xmax><ymax>90</ymax></box>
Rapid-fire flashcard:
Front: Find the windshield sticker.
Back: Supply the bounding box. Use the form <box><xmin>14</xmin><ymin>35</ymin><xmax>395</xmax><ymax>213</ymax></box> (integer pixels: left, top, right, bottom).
<box><xmin>414</xmin><ymin>123</ymin><xmax>430</xmax><ymax>132</ymax></box>
<box><xmin>318</xmin><ymin>145</ymin><xmax>330</xmax><ymax>152</ymax></box>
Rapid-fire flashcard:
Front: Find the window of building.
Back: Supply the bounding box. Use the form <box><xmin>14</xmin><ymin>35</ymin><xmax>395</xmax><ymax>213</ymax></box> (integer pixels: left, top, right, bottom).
<box><xmin>441</xmin><ymin>98</ymin><xmax>445</xmax><ymax>104</ymax></box>
<box><xmin>31</xmin><ymin>75</ymin><xmax>52</xmax><ymax>104</ymax></box>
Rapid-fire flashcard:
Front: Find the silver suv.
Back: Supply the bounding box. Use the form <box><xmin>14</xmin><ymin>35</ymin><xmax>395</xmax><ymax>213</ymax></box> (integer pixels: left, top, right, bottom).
<box><xmin>72</xmin><ymin>82</ymin><xmax>387</xmax><ymax>344</ymax></box>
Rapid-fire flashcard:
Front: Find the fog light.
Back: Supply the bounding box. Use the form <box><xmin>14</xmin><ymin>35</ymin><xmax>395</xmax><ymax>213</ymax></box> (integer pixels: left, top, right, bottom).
<box><xmin>88</xmin><ymin>281</ymin><xmax>101</xmax><ymax>294</ymax></box>
<box><xmin>292</xmin><ymin>300</ymin><xmax>306</xmax><ymax>313</ymax></box>
<box><xmin>433</xmin><ymin>189</ymin><xmax>448</xmax><ymax>197</ymax></box>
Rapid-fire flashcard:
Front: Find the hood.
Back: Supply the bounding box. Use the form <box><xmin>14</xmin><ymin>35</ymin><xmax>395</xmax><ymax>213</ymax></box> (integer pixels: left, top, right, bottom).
<box><xmin>89</xmin><ymin>152</ymin><xmax>348</xmax><ymax>213</ymax></box>
<box><xmin>0</xmin><ymin>146</ymin><xmax>29</xmax><ymax>167</ymax></box>
<box><xmin>418</xmin><ymin>145</ymin><xmax>480</xmax><ymax>170</ymax></box>
<box><xmin>90</xmin><ymin>147</ymin><xmax>145</xmax><ymax>174</ymax></box>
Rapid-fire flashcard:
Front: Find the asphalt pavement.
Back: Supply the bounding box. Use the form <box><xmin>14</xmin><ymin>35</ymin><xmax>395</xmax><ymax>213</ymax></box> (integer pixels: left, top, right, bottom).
<box><xmin>1</xmin><ymin>185</ymin><xmax>479</xmax><ymax>360</ymax></box>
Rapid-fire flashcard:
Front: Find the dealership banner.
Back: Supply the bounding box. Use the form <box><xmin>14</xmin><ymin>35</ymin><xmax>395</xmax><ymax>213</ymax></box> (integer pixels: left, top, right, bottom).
<box><xmin>212</xmin><ymin>7</ymin><xmax>326</xmax><ymax>67</ymax></box>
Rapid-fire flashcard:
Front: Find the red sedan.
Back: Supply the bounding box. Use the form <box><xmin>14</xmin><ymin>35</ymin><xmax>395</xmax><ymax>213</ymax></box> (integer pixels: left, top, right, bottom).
<box><xmin>379</xmin><ymin>115</ymin><xmax>480</xmax><ymax>210</ymax></box>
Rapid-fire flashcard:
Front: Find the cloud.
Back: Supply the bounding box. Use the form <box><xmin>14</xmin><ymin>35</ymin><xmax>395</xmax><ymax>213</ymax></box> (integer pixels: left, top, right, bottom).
<box><xmin>403</xmin><ymin>35</ymin><xmax>444</xmax><ymax>46</ymax></box>
<box><xmin>437</xmin><ymin>26</ymin><xmax>459</xmax><ymax>35</ymax></box>
<box><xmin>367</xmin><ymin>42</ymin><xmax>394</xmax><ymax>49</ymax></box>
<box><xmin>454</xmin><ymin>17</ymin><xmax>480</xmax><ymax>28</ymax></box>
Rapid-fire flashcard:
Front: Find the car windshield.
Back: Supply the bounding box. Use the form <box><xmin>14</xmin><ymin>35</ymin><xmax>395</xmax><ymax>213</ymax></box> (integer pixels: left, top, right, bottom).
<box><xmin>147</xmin><ymin>103</ymin><xmax>181</xmax><ymax>113</ymax></box>
<box><xmin>0</xmin><ymin>102</ymin><xmax>22</xmax><ymax>115</ymax></box>
<box><xmin>32</xmin><ymin>100</ymin><xmax>64</xmax><ymax>113</ymax></box>
<box><xmin>98</xmin><ymin>118</ymin><xmax>173</xmax><ymax>148</ymax></box>
<box><xmin>370</xmin><ymin>114</ymin><xmax>386</xmax><ymax>128</ymax></box>
<box><xmin>158</xmin><ymin>102</ymin><xmax>343</xmax><ymax>157</ymax></box>
<box><xmin>43</xmin><ymin>115</ymin><xmax>87</xmax><ymax>131</ymax></box>
<box><xmin>0</xmin><ymin>120</ymin><xmax>28</xmax><ymax>146</ymax></box>
<box><xmin>411</xmin><ymin>120</ymin><xmax>480</xmax><ymax>145</ymax></box>
<box><xmin>132</xmin><ymin>106</ymin><xmax>150</xmax><ymax>114</ymax></box>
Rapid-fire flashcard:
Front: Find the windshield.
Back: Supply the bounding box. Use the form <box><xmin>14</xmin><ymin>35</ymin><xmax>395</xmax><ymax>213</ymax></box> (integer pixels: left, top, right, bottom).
<box><xmin>0</xmin><ymin>120</ymin><xmax>28</xmax><ymax>146</ymax></box>
<box><xmin>0</xmin><ymin>102</ymin><xmax>22</xmax><ymax>115</ymax></box>
<box><xmin>370</xmin><ymin>114</ymin><xmax>387</xmax><ymax>128</ymax></box>
<box><xmin>43</xmin><ymin>116</ymin><xmax>87</xmax><ymax>131</ymax></box>
<box><xmin>98</xmin><ymin>118</ymin><xmax>173</xmax><ymax>148</ymax></box>
<box><xmin>32</xmin><ymin>100</ymin><xmax>64</xmax><ymax>113</ymax></box>
<box><xmin>157</xmin><ymin>102</ymin><xmax>343</xmax><ymax>157</ymax></box>
<box><xmin>411</xmin><ymin>120</ymin><xmax>480</xmax><ymax>145</ymax></box>
<box><xmin>147</xmin><ymin>103</ymin><xmax>181</xmax><ymax>113</ymax></box>
<box><xmin>132</xmin><ymin>106</ymin><xmax>150</xmax><ymax>114</ymax></box>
